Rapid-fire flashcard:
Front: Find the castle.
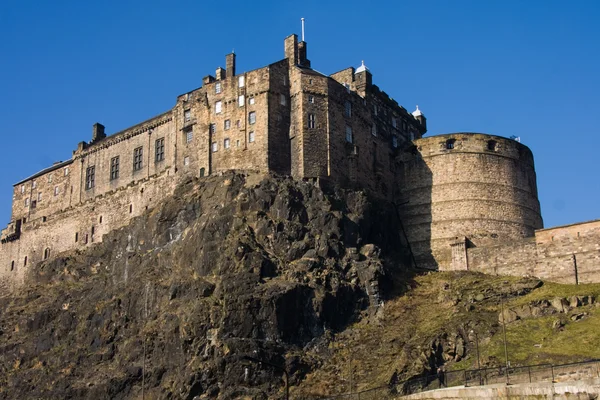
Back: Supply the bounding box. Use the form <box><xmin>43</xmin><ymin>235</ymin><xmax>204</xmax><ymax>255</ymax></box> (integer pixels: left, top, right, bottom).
<box><xmin>1</xmin><ymin>33</ymin><xmax>599</xmax><ymax>289</ymax></box>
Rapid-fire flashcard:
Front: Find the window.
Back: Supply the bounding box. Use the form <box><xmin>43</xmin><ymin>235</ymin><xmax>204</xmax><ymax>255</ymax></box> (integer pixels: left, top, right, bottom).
<box><xmin>283</xmin><ymin>75</ymin><xmax>288</xmax><ymax>86</ymax></box>
<box><xmin>212</xmin><ymin>142</ymin><xmax>218</xmax><ymax>152</ymax></box>
<box><xmin>280</xmin><ymin>94</ymin><xmax>286</xmax><ymax>105</ymax></box>
<box><xmin>184</xmin><ymin>109</ymin><xmax>191</xmax><ymax>122</ymax></box>
<box><xmin>249</xmin><ymin>111</ymin><xmax>256</xmax><ymax>125</ymax></box>
<box><xmin>209</xmin><ymin>124</ymin><xmax>216</xmax><ymax>134</ymax></box>
<box><xmin>200</xmin><ymin>167</ymin><xmax>206</xmax><ymax>177</ymax></box>
<box><xmin>373</xmin><ymin>104</ymin><xmax>378</xmax><ymax>116</ymax></box>
<box><xmin>133</xmin><ymin>147</ymin><xmax>143</xmax><ymax>171</ymax></box>
<box><xmin>224</xmin><ymin>138</ymin><xmax>231</xmax><ymax>149</ymax></box>
<box><xmin>309</xmin><ymin>79</ymin><xmax>313</xmax><ymax>84</ymax></box>
<box><xmin>249</xmin><ymin>97</ymin><xmax>255</xmax><ymax>105</ymax></box>
<box><xmin>20</xmin><ymin>185</ymin><xmax>25</xmax><ymax>194</ymax></box>
<box><xmin>308</xmin><ymin>113</ymin><xmax>316</xmax><ymax>129</ymax></box>
<box><xmin>54</xmin><ymin>186</ymin><xmax>59</xmax><ymax>196</ymax></box>
<box><xmin>24</xmin><ymin>256</ymin><xmax>27</xmax><ymax>267</ymax></box>
<box><xmin>215</xmin><ymin>101</ymin><xmax>222</xmax><ymax>114</ymax></box>
<box><xmin>31</xmin><ymin>200</ymin><xmax>37</xmax><ymax>209</ymax></box>
<box><xmin>249</xmin><ymin>131</ymin><xmax>255</xmax><ymax>143</ymax></box>
<box><xmin>238</xmin><ymin>76</ymin><xmax>245</xmax><ymax>87</ymax></box>
<box><xmin>487</xmin><ymin>140</ymin><xmax>498</xmax><ymax>151</ymax></box>
<box><xmin>392</xmin><ymin>118</ymin><xmax>397</xmax><ymax>128</ymax></box>
<box><xmin>85</xmin><ymin>166</ymin><xmax>95</xmax><ymax>190</ymax></box>
<box><xmin>64</xmin><ymin>167</ymin><xmax>69</xmax><ymax>176</ymax></box>
<box><xmin>75</xmin><ymin>232</ymin><xmax>78</xmax><ymax>242</ymax></box>
<box><xmin>32</xmin><ymin>181</ymin><xmax>37</xmax><ymax>189</ymax></box>
<box><xmin>183</xmin><ymin>156</ymin><xmax>190</xmax><ymax>166</ymax></box>
<box><xmin>186</xmin><ymin>128</ymin><xmax>193</xmax><ymax>143</ymax></box>
<box><xmin>11</xmin><ymin>261</ymin><xmax>14</xmax><ymax>271</ymax></box>
<box><xmin>371</xmin><ymin>124</ymin><xmax>377</xmax><ymax>137</ymax></box>
<box><xmin>236</xmin><ymin>139</ymin><xmax>240</xmax><ymax>147</ymax></box>
<box><xmin>345</xmin><ymin>126</ymin><xmax>353</xmax><ymax>143</ymax></box>
<box><xmin>48</xmin><ymin>174</ymin><xmax>53</xmax><ymax>183</ymax></box>
<box><xmin>224</xmin><ymin>119</ymin><xmax>231</xmax><ymax>130</ymax></box>
<box><xmin>238</xmin><ymin>95</ymin><xmax>245</xmax><ymax>107</ymax></box>
<box><xmin>308</xmin><ymin>95</ymin><xmax>314</xmax><ymax>103</ymax></box>
<box><xmin>345</xmin><ymin>101</ymin><xmax>352</xmax><ymax>117</ymax></box>
<box><xmin>392</xmin><ymin>136</ymin><xmax>398</xmax><ymax>148</ymax></box>
<box><xmin>25</xmin><ymin>198</ymin><xmax>29</xmax><ymax>207</ymax></box>
<box><xmin>410</xmin><ymin>132</ymin><xmax>415</xmax><ymax>141</ymax></box>
<box><xmin>236</xmin><ymin>119</ymin><xmax>241</xmax><ymax>128</ymax></box>
<box><xmin>446</xmin><ymin>139</ymin><xmax>456</xmax><ymax>150</ymax></box>
<box><xmin>215</xmin><ymin>82</ymin><xmax>222</xmax><ymax>94</ymax></box>
<box><xmin>155</xmin><ymin>138</ymin><xmax>165</xmax><ymax>162</ymax></box>
<box><xmin>44</xmin><ymin>248</ymin><xmax>50</xmax><ymax>260</ymax></box>
<box><xmin>37</xmin><ymin>192</ymin><xmax>42</xmax><ymax>201</ymax></box>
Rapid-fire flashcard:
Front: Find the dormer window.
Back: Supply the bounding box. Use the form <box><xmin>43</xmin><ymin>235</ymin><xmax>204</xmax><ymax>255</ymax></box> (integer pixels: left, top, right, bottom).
<box><xmin>446</xmin><ymin>139</ymin><xmax>456</xmax><ymax>150</ymax></box>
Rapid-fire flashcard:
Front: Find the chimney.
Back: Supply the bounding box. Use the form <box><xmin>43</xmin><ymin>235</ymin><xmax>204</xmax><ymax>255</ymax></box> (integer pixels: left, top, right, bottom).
<box><xmin>226</xmin><ymin>53</ymin><xmax>236</xmax><ymax>78</ymax></box>
<box><xmin>284</xmin><ymin>34</ymin><xmax>298</xmax><ymax>66</ymax></box>
<box><xmin>298</xmin><ymin>41</ymin><xmax>311</xmax><ymax>68</ymax></box>
<box><xmin>92</xmin><ymin>123</ymin><xmax>106</xmax><ymax>143</ymax></box>
<box><xmin>216</xmin><ymin>67</ymin><xmax>226</xmax><ymax>81</ymax></box>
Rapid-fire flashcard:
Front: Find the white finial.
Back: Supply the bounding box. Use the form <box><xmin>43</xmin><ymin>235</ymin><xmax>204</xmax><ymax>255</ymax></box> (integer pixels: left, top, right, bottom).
<box><xmin>301</xmin><ymin>18</ymin><xmax>305</xmax><ymax>41</ymax></box>
<box><xmin>356</xmin><ymin>60</ymin><xmax>369</xmax><ymax>73</ymax></box>
<box><xmin>412</xmin><ymin>105</ymin><xmax>423</xmax><ymax>117</ymax></box>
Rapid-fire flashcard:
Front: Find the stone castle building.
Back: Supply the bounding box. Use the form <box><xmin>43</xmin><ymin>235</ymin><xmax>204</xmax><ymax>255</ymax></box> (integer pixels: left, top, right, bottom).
<box><xmin>1</xmin><ymin>33</ymin><xmax>599</xmax><ymax>289</ymax></box>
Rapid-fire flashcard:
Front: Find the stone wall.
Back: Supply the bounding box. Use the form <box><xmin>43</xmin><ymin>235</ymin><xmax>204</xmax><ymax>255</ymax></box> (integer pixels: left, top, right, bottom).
<box><xmin>463</xmin><ymin>219</ymin><xmax>600</xmax><ymax>284</ymax></box>
<box><xmin>398</xmin><ymin>133</ymin><xmax>543</xmax><ymax>270</ymax></box>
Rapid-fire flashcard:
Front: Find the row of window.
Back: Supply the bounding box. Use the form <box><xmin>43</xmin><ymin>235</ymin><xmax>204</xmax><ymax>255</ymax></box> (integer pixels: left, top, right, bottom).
<box><xmin>184</xmin><ymin>113</ymin><xmax>257</xmax><ymax>144</ymax></box>
<box><xmin>445</xmin><ymin>139</ymin><xmax>498</xmax><ymax>151</ymax></box>
<box><xmin>85</xmin><ymin>138</ymin><xmax>165</xmax><ymax>190</ymax></box>
<box><xmin>213</xmin><ymin>74</ymin><xmax>289</xmax><ymax>95</ymax></box>
<box><xmin>20</xmin><ymin>167</ymin><xmax>70</xmax><ymax>194</ymax></box>
<box><xmin>209</xmin><ymin>132</ymin><xmax>256</xmax><ymax>153</ymax></box>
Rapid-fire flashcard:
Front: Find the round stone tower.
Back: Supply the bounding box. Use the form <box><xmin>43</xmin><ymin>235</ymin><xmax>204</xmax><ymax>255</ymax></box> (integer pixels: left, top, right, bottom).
<box><xmin>397</xmin><ymin>133</ymin><xmax>543</xmax><ymax>271</ymax></box>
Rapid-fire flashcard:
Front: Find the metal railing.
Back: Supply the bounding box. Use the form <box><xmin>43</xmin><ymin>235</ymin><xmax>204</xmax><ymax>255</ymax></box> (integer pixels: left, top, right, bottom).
<box><xmin>307</xmin><ymin>359</ymin><xmax>600</xmax><ymax>399</ymax></box>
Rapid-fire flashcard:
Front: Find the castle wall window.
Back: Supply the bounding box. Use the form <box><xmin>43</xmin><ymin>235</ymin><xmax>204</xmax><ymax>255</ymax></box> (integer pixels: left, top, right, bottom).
<box><xmin>37</xmin><ymin>192</ymin><xmax>42</xmax><ymax>201</ymax></box>
<box><xmin>392</xmin><ymin>117</ymin><xmax>397</xmax><ymax>128</ymax></box>
<box><xmin>249</xmin><ymin>131</ymin><xmax>255</xmax><ymax>143</ymax></box>
<box><xmin>200</xmin><ymin>167</ymin><xmax>206</xmax><ymax>177</ymax></box>
<box><xmin>183</xmin><ymin>156</ymin><xmax>190</xmax><ymax>166</ymax></box>
<box><xmin>43</xmin><ymin>248</ymin><xmax>50</xmax><ymax>260</ymax></box>
<box><xmin>283</xmin><ymin>75</ymin><xmax>288</xmax><ymax>86</ymax></box>
<box><xmin>64</xmin><ymin>167</ymin><xmax>69</xmax><ymax>176</ymax></box>
<box><xmin>224</xmin><ymin>119</ymin><xmax>231</xmax><ymax>130</ymax></box>
<box><xmin>11</xmin><ymin>261</ymin><xmax>14</xmax><ymax>271</ymax></box>
<box><xmin>371</xmin><ymin>124</ymin><xmax>377</xmax><ymax>137</ymax></box>
<box><xmin>85</xmin><ymin>166</ymin><xmax>95</xmax><ymax>190</ymax></box>
<box><xmin>345</xmin><ymin>101</ymin><xmax>352</xmax><ymax>117</ymax></box>
<box><xmin>280</xmin><ymin>94</ymin><xmax>286</xmax><ymax>106</ymax></box>
<box><xmin>20</xmin><ymin>185</ymin><xmax>25</xmax><ymax>194</ymax></box>
<box><xmin>238</xmin><ymin>76</ymin><xmax>245</xmax><ymax>87</ymax></box>
<box><xmin>133</xmin><ymin>147</ymin><xmax>144</xmax><ymax>171</ymax></box>
<box><xmin>32</xmin><ymin>181</ymin><xmax>37</xmax><ymax>189</ymax></box>
<box><xmin>224</xmin><ymin>138</ymin><xmax>231</xmax><ymax>149</ymax></box>
<box><xmin>155</xmin><ymin>138</ymin><xmax>165</xmax><ymax>162</ymax></box>
<box><xmin>236</xmin><ymin>119</ymin><xmax>241</xmax><ymax>128</ymax></box>
<box><xmin>446</xmin><ymin>139</ymin><xmax>456</xmax><ymax>149</ymax></box>
<box><xmin>487</xmin><ymin>140</ymin><xmax>498</xmax><ymax>151</ymax></box>
<box><xmin>110</xmin><ymin>156</ymin><xmax>120</xmax><ymax>180</ymax></box>
<box><xmin>215</xmin><ymin>82</ymin><xmax>222</xmax><ymax>94</ymax></box>
<box><xmin>75</xmin><ymin>232</ymin><xmax>78</xmax><ymax>242</ymax></box>
<box><xmin>209</xmin><ymin>124</ymin><xmax>216</xmax><ymax>134</ymax></box>
<box><xmin>236</xmin><ymin>139</ymin><xmax>240</xmax><ymax>147</ymax></box>
<box><xmin>215</xmin><ymin>101</ymin><xmax>222</xmax><ymax>114</ymax></box>
<box><xmin>392</xmin><ymin>136</ymin><xmax>398</xmax><ymax>148</ymax></box>
<box><xmin>25</xmin><ymin>198</ymin><xmax>29</xmax><ymax>207</ymax></box>
<box><xmin>48</xmin><ymin>174</ymin><xmax>52</xmax><ymax>183</ymax></box>
<box><xmin>31</xmin><ymin>200</ymin><xmax>37</xmax><ymax>209</ymax></box>
<box><xmin>373</xmin><ymin>105</ymin><xmax>378</xmax><ymax>116</ymax></box>
<box><xmin>249</xmin><ymin>97</ymin><xmax>255</xmax><ymax>105</ymax></box>
<box><xmin>308</xmin><ymin>95</ymin><xmax>314</xmax><ymax>104</ymax></box>
<box><xmin>249</xmin><ymin>111</ymin><xmax>256</xmax><ymax>125</ymax></box>
<box><xmin>308</xmin><ymin>113</ymin><xmax>315</xmax><ymax>129</ymax></box>
<box><xmin>345</xmin><ymin>126</ymin><xmax>353</xmax><ymax>143</ymax></box>
<box><xmin>184</xmin><ymin>109</ymin><xmax>191</xmax><ymax>122</ymax></box>
<box><xmin>212</xmin><ymin>142</ymin><xmax>218</xmax><ymax>152</ymax></box>
<box><xmin>238</xmin><ymin>95</ymin><xmax>245</xmax><ymax>107</ymax></box>
<box><xmin>24</xmin><ymin>256</ymin><xmax>27</xmax><ymax>267</ymax></box>
<box><xmin>186</xmin><ymin>128</ymin><xmax>193</xmax><ymax>143</ymax></box>
<box><xmin>54</xmin><ymin>186</ymin><xmax>59</xmax><ymax>196</ymax></box>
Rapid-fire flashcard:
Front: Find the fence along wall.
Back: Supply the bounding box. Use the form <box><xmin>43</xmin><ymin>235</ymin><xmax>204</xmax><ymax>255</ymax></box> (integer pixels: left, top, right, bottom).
<box><xmin>464</xmin><ymin>219</ymin><xmax>600</xmax><ymax>284</ymax></box>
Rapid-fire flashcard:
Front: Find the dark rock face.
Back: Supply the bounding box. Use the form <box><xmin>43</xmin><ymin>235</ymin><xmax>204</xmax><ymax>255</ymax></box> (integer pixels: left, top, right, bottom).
<box><xmin>0</xmin><ymin>173</ymin><xmax>407</xmax><ymax>399</ymax></box>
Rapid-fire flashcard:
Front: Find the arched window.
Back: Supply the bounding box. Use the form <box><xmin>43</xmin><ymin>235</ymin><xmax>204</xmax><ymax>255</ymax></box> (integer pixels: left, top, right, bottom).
<box><xmin>200</xmin><ymin>168</ymin><xmax>206</xmax><ymax>177</ymax></box>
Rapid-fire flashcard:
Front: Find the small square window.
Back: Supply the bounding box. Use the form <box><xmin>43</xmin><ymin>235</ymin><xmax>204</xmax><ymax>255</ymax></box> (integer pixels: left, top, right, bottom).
<box><xmin>280</xmin><ymin>94</ymin><xmax>286</xmax><ymax>106</ymax></box>
<box><xmin>345</xmin><ymin>126</ymin><xmax>353</xmax><ymax>143</ymax></box>
<box><xmin>186</xmin><ymin>128</ymin><xmax>193</xmax><ymax>143</ymax></box>
<box><xmin>215</xmin><ymin>101</ymin><xmax>222</xmax><ymax>114</ymax></box>
<box><xmin>215</xmin><ymin>82</ymin><xmax>222</xmax><ymax>94</ymax></box>
<box><xmin>249</xmin><ymin>97</ymin><xmax>255</xmax><ymax>105</ymax></box>
<box><xmin>249</xmin><ymin>131</ymin><xmax>255</xmax><ymax>143</ymax></box>
<box><xmin>224</xmin><ymin>119</ymin><xmax>231</xmax><ymax>130</ymax></box>
<box><xmin>224</xmin><ymin>138</ymin><xmax>230</xmax><ymax>149</ymax></box>
<box><xmin>249</xmin><ymin>111</ymin><xmax>256</xmax><ymax>125</ymax></box>
<box><xmin>184</xmin><ymin>109</ymin><xmax>191</xmax><ymax>122</ymax></box>
<box><xmin>238</xmin><ymin>76</ymin><xmax>245</xmax><ymax>87</ymax></box>
<box><xmin>238</xmin><ymin>95</ymin><xmax>245</xmax><ymax>107</ymax></box>
<box><xmin>183</xmin><ymin>156</ymin><xmax>190</xmax><ymax>166</ymax></box>
<box><xmin>308</xmin><ymin>95</ymin><xmax>315</xmax><ymax>104</ymax></box>
<box><xmin>212</xmin><ymin>142</ymin><xmax>218</xmax><ymax>152</ymax></box>
<box><xmin>446</xmin><ymin>139</ymin><xmax>456</xmax><ymax>149</ymax></box>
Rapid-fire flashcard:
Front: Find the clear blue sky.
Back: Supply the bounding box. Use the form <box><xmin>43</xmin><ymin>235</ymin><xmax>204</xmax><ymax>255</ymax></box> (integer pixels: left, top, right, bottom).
<box><xmin>1</xmin><ymin>0</ymin><xmax>598</xmax><ymax>229</ymax></box>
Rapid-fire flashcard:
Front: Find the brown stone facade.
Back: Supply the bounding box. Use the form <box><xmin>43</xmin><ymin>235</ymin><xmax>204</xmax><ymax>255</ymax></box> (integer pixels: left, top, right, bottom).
<box><xmin>0</xmin><ymin>33</ymin><xmax>425</xmax><ymax>289</ymax></box>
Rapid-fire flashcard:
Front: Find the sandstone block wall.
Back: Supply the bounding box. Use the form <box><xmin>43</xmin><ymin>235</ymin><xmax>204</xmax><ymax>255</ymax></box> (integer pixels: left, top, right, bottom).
<box><xmin>398</xmin><ymin>133</ymin><xmax>543</xmax><ymax>270</ymax></box>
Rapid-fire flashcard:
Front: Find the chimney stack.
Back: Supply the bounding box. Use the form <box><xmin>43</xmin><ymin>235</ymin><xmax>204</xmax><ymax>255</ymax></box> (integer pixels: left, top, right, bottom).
<box><xmin>284</xmin><ymin>34</ymin><xmax>299</xmax><ymax>66</ymax></box>
<box><xmin>298</xmin><ymin>41</ymin><xmax>311</xmax><ymax>68</ymax></box>
<box><xmin>216</xmin><ymin>67</ymin><xmax>226</xmax><ymax>81</ymax></box>
<box><xmin>92</xmin><ymin>123</ymin><xmax>106</xmax><ymax>143</ymax></box>
<box><xmin>226</xmin><ymin>53</ymin><xmax>236</xmax><ymax>78</ymax></box>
